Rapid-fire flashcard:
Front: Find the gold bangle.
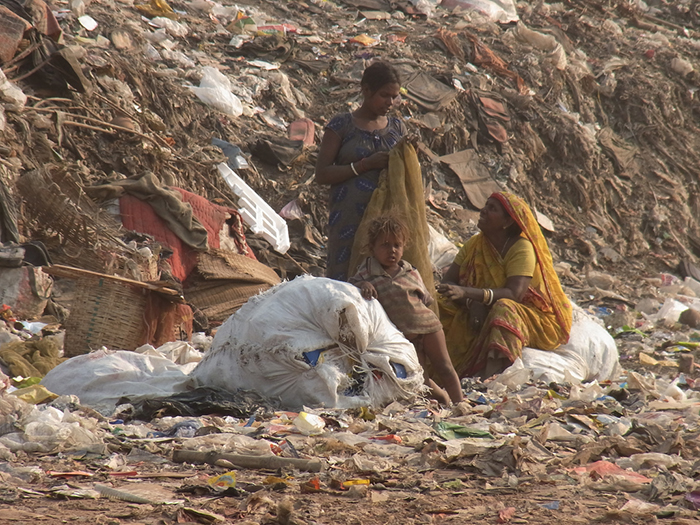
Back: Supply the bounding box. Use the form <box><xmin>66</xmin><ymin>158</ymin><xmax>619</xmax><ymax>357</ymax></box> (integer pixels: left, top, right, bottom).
<box><xmin>482</xmin><ymin>289</ymin><xmax>487</xmax><ymax>303</ymax></box>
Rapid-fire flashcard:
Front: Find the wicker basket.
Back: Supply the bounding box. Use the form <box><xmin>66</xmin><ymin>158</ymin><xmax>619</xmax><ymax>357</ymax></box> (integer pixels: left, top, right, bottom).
<box><xmin>17</xmin><ymin>167</ymin><xmax>157</xmax><ymax>280</ymax></box>
<box><xmin>45</xmin><ymin>264</ymin><xmax>183</xmax><ymax>357</ymax></box>
<box><xmin>63</xmin><ymin>275</ymin><xmax>148</xmax><ymax>357</ymax></box>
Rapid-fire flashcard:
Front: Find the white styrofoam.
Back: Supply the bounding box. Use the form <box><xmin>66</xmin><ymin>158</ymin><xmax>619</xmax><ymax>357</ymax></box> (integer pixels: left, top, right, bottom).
<box><xmin>217</xmin><ymin>163</ymin><xmax>290</xmax><ymax>254</ymax></box>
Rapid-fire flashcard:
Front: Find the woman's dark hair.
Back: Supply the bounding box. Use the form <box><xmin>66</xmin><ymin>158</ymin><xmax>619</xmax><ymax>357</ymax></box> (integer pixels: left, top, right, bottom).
<box><xmin>361</xmin><ymin>61</ymin><xmax>401</xmax><ymax>93</ymax></box>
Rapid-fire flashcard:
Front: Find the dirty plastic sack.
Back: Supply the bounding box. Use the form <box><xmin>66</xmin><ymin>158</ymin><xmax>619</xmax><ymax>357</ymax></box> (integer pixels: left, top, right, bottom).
<box><xmin>41</xmin><ymin>349</ymin><xmax>194</xmax><ymax>414</ymax></box>
<box><xmin>190</xmin><ymin>276</ymin><xmax>425</xmax><ymax>410</ymax></box>
<box><xmin>189</xmin><ymin>67</ymin><xmax>243</xmax><ymax>117</ymax></box>
<box><xmin>496</xmin><ymin>306</ymin><xmax>620</xmax><ymax>386</ymax></box>
<box><xmin>439</xmin><ymin>0</ymin><xmax>518</xmax><ymax>22</ymax></box>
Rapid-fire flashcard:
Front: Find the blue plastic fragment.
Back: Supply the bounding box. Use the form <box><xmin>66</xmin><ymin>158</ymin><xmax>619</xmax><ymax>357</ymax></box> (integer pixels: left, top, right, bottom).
<box><xmin>541</xmin><ymin>501</ymin><xmax>560</xmax><ymax>510</ymax></box>
<box><xmin>244</xmin><ymin>415</ymin><xmax>256</xmax><ymax>427</ymax></box>
<box><xmin>391</xmin><ymin>362</ymin><xmax>407</xmax><ymax>379</ymax></box>
<box><xmin>302</xmin><ymin>349</ymin><xmax>324</xmax><ymax>367</ymax></box>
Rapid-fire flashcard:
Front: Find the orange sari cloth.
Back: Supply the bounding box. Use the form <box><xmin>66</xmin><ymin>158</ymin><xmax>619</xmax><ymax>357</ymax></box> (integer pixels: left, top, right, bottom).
<box><xmin>440</xmin><ymin>192</ymin><xmax>572</xmax><ymax>377</ymax></box>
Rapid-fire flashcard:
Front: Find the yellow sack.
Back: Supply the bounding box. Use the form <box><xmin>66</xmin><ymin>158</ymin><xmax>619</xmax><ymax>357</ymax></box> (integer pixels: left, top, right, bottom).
<box><xmin>135</xmin><ymin>0</ymin><xmax>178</xmax><ymax>19</ymax></box>
<box><xmin>348</xmin><ymin>140</ymin><xmax>437</xmax><ymax>313</ymax></box>
<box><xmin>10</xmin><ymin>384</ymin><xmax>58</xmax><ymax>404</ymax></box>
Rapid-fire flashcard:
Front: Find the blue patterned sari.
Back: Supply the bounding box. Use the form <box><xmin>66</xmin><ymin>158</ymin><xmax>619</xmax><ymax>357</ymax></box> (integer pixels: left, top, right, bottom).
<box><xmin>324</xmin><ymin>112</ymin><xmax>406</xmax><ymax>280</ymax></box>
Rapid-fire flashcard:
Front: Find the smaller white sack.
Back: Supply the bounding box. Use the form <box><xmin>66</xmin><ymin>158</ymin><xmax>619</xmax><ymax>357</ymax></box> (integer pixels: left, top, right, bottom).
<box><xmin>41</xmin><ymin>349</ymin><xmax>194</xmax><ymax>414</ymax></box>
<box><xmin>191</xmin><ymin>276</ymin><xmax>425</xmax><ymax>410</ymax></box>
<box><xmin>499</xmin><ymin>306</ymin><xmax>621</xmax><ymax>385</ymax></box>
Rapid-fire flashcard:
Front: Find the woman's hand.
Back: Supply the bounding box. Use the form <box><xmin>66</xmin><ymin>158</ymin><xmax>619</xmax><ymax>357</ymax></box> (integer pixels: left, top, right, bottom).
<box><xmin>436</xmin><ymin>283</ymin><xmax>468</xmax><ymax>304</ymax></box>
<box><xmin>362</xmin><ymin>151</ymin><xmax>390</xmax><ymax>171</ymax></box>
<box><xmin>357</xmin><ymin>281</ymin><xmax>378</xmax><ymax>300</ymax></box>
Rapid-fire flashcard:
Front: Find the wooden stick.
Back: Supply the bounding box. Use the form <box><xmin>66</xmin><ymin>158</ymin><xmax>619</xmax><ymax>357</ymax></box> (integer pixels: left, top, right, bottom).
<box><xmin>12</xmin><ymin>54</ymin><xmax>54</xmax><ymax>82</ymax></box>
<box><xmin>171</xmin><ymin>450</ymin><xmax>324</xmax><ymax>473</ymax></box>
<box><xmin>60</xmin><ymin>121</ymin><xmax>115</xmax><ymax>134</ymax></box>
<box><xmin>2</xmin><ymin>41</ymin><xmax>42</xmax><ymax>69</ymax></box>
<box><xmin>30</xmin><ymin>97</ymin><xmax>74</xmax><ymax>108</ymax></box>
<box><xmin>43</xmin><ymin>264</ymin><xmax>182</xmax><ymax>298</ymax></box>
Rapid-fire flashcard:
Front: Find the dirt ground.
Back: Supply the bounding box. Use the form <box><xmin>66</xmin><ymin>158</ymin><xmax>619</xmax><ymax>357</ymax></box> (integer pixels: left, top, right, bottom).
<box><xmin>1</xmin><ymin>448</ymin><xmax>693</xmax><ymax>525</ymax></box>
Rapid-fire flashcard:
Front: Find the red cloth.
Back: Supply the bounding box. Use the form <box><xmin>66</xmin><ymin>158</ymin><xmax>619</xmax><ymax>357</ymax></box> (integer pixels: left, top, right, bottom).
<box><xmin>120</xmin><ymin>188</ymin><xmax>254</xmax><ymax>282</ymax></box>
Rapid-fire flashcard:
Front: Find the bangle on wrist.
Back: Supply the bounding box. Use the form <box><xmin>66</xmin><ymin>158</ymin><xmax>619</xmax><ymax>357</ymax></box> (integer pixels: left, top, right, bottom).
<box><xmin>350</xmin><ymin>162</ymin><xmax>359</xmax><ymax>176</ymax></box>
<box><xmin>482</xmin><ymin>289</ymin><xmax>487</xmax><ymax>303</ymax></box>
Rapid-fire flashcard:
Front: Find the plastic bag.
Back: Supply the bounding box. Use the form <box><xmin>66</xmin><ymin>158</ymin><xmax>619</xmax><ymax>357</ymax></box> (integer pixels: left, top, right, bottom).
<box><xmin>191</xmin><ymin>276</ymin><xmax>425</xmax><ymax>410</ymax></box>
<box><xmin>439</xmin><ymin>0</ymin><xmax>518</xmax><ymax>22</ymax></box>
<box><xmin>497</xmin><ymin>305</ymin><xmax>620</xmax><ymax>386</ymax></box>
<box><xmin>509</xmin><ymin>22</ymin><xmax>567</xmax><ymax>70</ymax></box>
<box><xmin>294</xmin><ymin>412</ymin><xmax>326</xmax><ymax>435</ymax></box>
<box><xmin>643</xmin><ymin>298</ymin><xmax>688</xmax><ymax>325</ymax></box>
<box><xmin>149</xmin><ymin>16</ymin><xmax>188</xmax><ymax>37</ymax></box>
<box><xmin>189</xmin><ymin>67</ymin><xmax>243</xmax><ymax>117</ymax></box>
<box><xmin>0</xmin><ymin>401</ymin><xmax>104</xmax><ymax>453</ymax></box>
<box><xmin>0</xmin><ymin>68</ymin><xmax>27</xmax><ymax>107</ymax></box>
<box><xmin>427</xmin><ymin>224</ymin><xmax>458</xmax><ymax>272</ymax></box>
<box><xmin>41</xmin><ymin>349</ymin><xmax>194</xmax><ymax>414</ymax></box>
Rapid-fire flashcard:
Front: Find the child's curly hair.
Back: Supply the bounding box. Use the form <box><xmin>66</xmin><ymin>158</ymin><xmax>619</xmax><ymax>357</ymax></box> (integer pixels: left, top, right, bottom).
<box><xmin>364</xmin><ymin>213</ymin><xmax>411</xmax><ymax>253</ymax></box>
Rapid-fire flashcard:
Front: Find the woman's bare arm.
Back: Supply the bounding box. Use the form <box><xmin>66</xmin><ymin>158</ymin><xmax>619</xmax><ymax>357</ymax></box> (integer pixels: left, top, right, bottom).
<box><xmin>315</xmin><ymin>130</ymin><xmax>355</xmax><ymax>185</ymax></box>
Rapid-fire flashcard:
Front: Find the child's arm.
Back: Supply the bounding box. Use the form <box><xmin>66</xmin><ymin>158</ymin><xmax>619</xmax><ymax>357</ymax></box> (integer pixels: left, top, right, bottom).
<box><xmin>410</xmin><ymin>268</ymin><xmax>434</xmax><ymax>306</ymax></box>
<box><xmin>348</xmin><ymin>259</ymin><xmax>377</xmax><ymax>300</ymax></box>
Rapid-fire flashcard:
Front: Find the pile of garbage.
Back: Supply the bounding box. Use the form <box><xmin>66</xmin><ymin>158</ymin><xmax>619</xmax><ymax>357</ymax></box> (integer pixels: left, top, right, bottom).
<box><xmin>1</xmin><ymin>0</ymin><xmax>700</xmax><ymax>520</ymax></box>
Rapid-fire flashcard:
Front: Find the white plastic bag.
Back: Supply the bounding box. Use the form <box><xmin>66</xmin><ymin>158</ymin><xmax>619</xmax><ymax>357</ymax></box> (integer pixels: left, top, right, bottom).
<box><xmin>191</xmin><ymin>276</ymin><xmax>425</xmax><ymax>410</ymax></box>
<box><xmin>189</xmin><ymin>67</ymin><xmax>243</xmax><ymax>117</ymax></box>
<box><xmin>0</xmin><ymin>68</ymin><xmax>27</xmax><ymax>107</ymax></box>
<box><xmin>439</xmin><ymin>0</ymin><xmax>518</xmax><ymax>22</ymax></box>
<box><xmin>149</xmin><ymin>17</ymin><xmax>189</xmax><ymax>37</ymax></box>
<box><xmin>497</xmin><ymin>306</ymin><xmax>620</xmax><ymax>386</ymax></box>
<box><xmin>643</xmin><ymin>298</ymin><xmax>688</xmax><ymax>324</ymax></box>
<box><xmin>509</xmin><ymin>22</ymin><xmax>567</xmax><ymax>70</ymax></box>
<box><xmin>41</xmin><ymin>349</ymin><xmax>194</xmax><ymax>414</ymax></box>
<box><xmin>428</xmin><ymin>224</ymin><xmax>459</xmax><ymax>272</ymax></box>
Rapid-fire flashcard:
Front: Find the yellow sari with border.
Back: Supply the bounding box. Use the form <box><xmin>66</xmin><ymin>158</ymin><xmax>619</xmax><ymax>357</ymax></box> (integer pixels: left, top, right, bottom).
<box><xmin>440</xmin><ymin>192</ymin><xmax>572</xmax><ymax>377</ymax></box>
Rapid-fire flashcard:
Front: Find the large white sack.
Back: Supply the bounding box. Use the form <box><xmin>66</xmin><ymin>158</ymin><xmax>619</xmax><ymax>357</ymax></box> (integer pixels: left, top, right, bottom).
<box><xmin>496</xmin><ymin>306</ymin><xmax>620</xmax><ymax>387</ymax></box>
<box><xmin>190</xmin><ymin>276</ymin><xmax>425</xmax><ymax>410</ymax></box>
<box><xmin>41</xmin><ymin>349</ymin><xmax>194</xmax><ymax>414</ymax></box>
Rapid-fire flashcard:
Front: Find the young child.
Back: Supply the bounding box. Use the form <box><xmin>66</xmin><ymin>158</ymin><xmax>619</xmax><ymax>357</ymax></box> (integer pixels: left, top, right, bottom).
<box><xmin>349</xmin><ymin>215</ymin><xmax>464</xmax><ymax>404</ymax></box>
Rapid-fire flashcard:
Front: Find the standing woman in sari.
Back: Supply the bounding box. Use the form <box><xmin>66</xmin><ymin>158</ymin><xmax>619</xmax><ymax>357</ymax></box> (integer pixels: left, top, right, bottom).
<box><xmin>437</xmin><ymin>192</ymin><xmax>572</xmax><ymax>378</ymax></box>
<box><xmin>315</xmin><ymin>61</ymin><xmax>406</xmax><ymax>281</ymax></box>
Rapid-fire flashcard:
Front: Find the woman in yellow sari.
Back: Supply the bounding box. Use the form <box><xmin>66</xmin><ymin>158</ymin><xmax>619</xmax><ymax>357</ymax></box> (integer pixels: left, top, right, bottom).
<box><xmin>436</xmin><ymin>192</ymin><xmax>572</xmax><ymax>378</ymax></box>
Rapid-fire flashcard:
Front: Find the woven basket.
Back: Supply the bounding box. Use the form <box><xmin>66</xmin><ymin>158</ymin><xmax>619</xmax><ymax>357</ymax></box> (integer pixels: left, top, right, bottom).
<box><xmin>17</xmin><ymin>167</ymin><xmax>157</xmax><ymax>280</ymax></box>
<box><xmin>63</xmin><ymin>275</ymin><xmax>148</xmax><ymax>357</ymax></box>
